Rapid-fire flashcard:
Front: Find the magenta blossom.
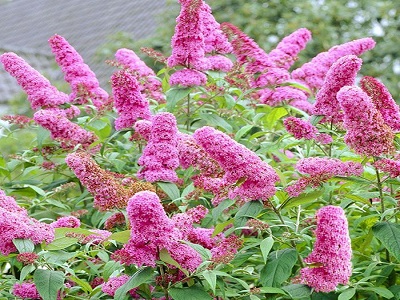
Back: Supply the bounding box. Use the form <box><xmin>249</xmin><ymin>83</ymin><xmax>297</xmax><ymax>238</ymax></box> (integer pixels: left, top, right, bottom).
<box><xmin>111</xmin><ymin>69</ymin><xmax>152</xmax><ymax>130</ymax></box>
<box><xmin>292</xmin><ymin>37</ymin><xmax>375</xmax><ymax>91</ymax></box>
<box><xmin>51</xmin><ymin>216</ymin><xmax>81</xmax><ymax>228</ymax></box>
<box><xmin>137</xmin><ymin>113</ymin><xmax>180</xmax><ymax>183</ymax></box>
<box><xmin>13</xmin><ymin>282</ymin><xmax>42</xmax><ymax>299</ymax></box>
<box><xmin>113</xmin><ymin>191</ymin><xmax>202</xmax><ymax>272</ymax></box>
<box><xmin>301</xmin><ymin>206</ymin><xmax>352</xmax><ymax>292</ymax></box>
<box><xmin>374</xmin><ymin>159</ymin><xmax>400</xmax><ymax>178</ymax></box>
<box><xmin>360</xmin><ymin>76</ymin><xmax>400</xmax><ymax>132</ymax></box>
<box><xmin>337</xmin><ymin>86</ymin><xmax>395</xmax><ymax>156</ymax></box>
<box><xmin>268</xmin><ymin>28</ymin><xmax>312</xmax><ymax>70</ymax></box>
<box><xmin>314</xmin><ymin>55</ymin><xmax>362</xmax><ymax>123</ymax></box>
<box><xmin>169</xmin><ymin>68</ymin><xmax>207</xmax><ymax>87</ymax></box>
<box><xmin>48</xmin><ymin>34</ymin><xmax>110</xmax><ymax>109</ymax></box>
<box><xmin>0</xmin><ymin>52</ymin><xmax>69</xmax><ymax>110</ymax></box>
<box><xmin>193</xmin><ymin>126</ymin><xmax>279</xmax><ymax>205</ymax></box>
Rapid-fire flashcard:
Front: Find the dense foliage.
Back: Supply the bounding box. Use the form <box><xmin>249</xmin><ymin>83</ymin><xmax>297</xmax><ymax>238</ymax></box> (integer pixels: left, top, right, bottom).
<box><xmin>0</xmin><ymin>0</ymin><xmax>400</xmax><ymax>299</ymax></box>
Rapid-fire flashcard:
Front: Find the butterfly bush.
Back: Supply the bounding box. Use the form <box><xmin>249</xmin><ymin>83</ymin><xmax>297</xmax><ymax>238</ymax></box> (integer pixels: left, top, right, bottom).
<box><xmin>301</xmin><ymin>206</ymin><xmax>352</xmax><ymax>292</ymax></box>
<box><xmin>1</xmin><ymin>0</ymin><xmax>400</xmax><ymax>298</ymax></box>
<box><xmin>193</xmin><ymin>126</ymin><xmax>279</xmax><ymax>205</ymax></box>
<box><xmin>337</xmin><ymin>86</ymin><xmax>395</xmax><ymax>156</ymax></box>
<box><xmin>48</xmin><ymin>34</ymin><xmax>110</xmax><ymax>109</ymax></box>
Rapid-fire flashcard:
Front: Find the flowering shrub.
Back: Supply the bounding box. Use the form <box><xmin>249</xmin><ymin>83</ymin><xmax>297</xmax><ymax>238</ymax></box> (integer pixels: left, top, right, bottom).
<box><xmin>0</xmin><ymin>0</ymin><xmax>400</xmax><ymax>299</ymax></box>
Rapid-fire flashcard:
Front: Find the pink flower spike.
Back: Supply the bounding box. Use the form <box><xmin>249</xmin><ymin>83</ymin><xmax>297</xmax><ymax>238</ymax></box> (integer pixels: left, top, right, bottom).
<box><xmin>168</xmin><ymin>0</ymin><xmax>210</xmax><ymax>71</ymax></box>
<box><xmin>200</xmin><ymin>2</ymin><xmax>232</xmax><ymax>54</ymax></box>
<box><xmin>257</xmin><ymin>86</ymin><xmax>308</xmax><ymax>106</ymax></box>
<box><xmin>137</xmin><ymin>113</ymin><xmax>180</xmax><ymax>183</ymax></box>
<box><xmin>115</xmin><ymin>48</ymin><xmax>165</xmax><ymax>103</ymax></box>
<box><xmin>13</xmin><ymin>282</ymin><xmax>41</xmax><ymax>299</ymax></box>
<box><xmin>193</xmin><ymin>126</ymin><xmax>279</xmax><ymax>204</ymax></box>
<box><xmin>284</xmin><ymin>116</ymin><xmax>318</xmax><ymax>140</ymax></box>
<box><xmin>169</xmin><ymin>68</ymin><xmax>207</xmax><ymax>87</ymax></box>
<box><xmin>314</xmin><ymin>55</ymin><xmax>362</xmax><ymax>123</ymax></box>
<box><xmin>360</xmin><ymin>76</ymin><xmax>400</xmax><ymax>132</ymax></box>
<box><xmin>34</xmin><ymin>109</ymin><xmax>98</xmax><ymax>150</ymax></box>
<box><xmin>0</xmin><ymin>189</ymin><xmax>55</xmax><ymax>255</ymax></box>
<box><xmin>292</xmin><ymin>37</ymin><xmax>375</xmax><ymax>91</ymax></box>
<box><xmin>0</xmin><ymin>52</ymin><xmax>69</xmax><ymax>110</ymax></box>
<box><xmin>114</xmin><ymin>191</ymin><xmax>202</xmax><ymax>271</ymax></box>
<box><xmin>111</xmin><ymin>69</ymin><xmax>152</xmax><ymax>130</ymax></box>
<box><xmin>300</xmin><ymin>206</ymin><xmax>352</xmax><ymax>292</ymax></box>
<box><xmin>268</xmin><ymin>28</ymin><xmax>312</xmax><ymax>69</ymax></box>
<box><xmin>337</xmin><ymin>86</ymin><xmax>395</xmax><ymax>156</ymax></box>
<box><xmin>208</xmin><ymin>55</ymin><xmax>233</xmax><ymax>72</ymax></box>
<box><xmin>102</xmin><ymin>275</ymin><xmax>130</xmax><ymax>297</ymax></box>
<box><xmin>51</xmin><ymin>216</ymin><xmax>81</xmax><ymax>228</ymax></box>
<box><xmin>48</xmin><ymin>34</ymin><xmax>110</xmax><ymax>109</ymax></box>
<box><xmin>374</xmin><ymin>158</ymin><xmax>400</xmax><ymax>178</ymax></box>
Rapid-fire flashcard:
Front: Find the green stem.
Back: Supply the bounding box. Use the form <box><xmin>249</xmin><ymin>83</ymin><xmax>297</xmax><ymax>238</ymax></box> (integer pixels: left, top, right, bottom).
<box><xmin>268</xmin><ymin>199</ymin><xmax>305</xmax><ymax>268</ymax></box>
<box><xmin>186</xmin><ymin>94</ymin><xmax>190</xmax><ymax>132</ymax></box>
<box><xmin>374</xmin><ymin>159</ymin><xmax>385</xmax><ymax>218</ymax></box>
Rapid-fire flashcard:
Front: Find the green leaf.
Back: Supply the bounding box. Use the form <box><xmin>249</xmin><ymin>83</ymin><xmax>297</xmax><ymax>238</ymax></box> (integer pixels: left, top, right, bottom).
<box><xmin>166</xmin><ymin>87</ymin><xmax>192</xmax><ymax>112</ymax></box>
<box><xmin>181</xmin><ymin>240</ymin><xmax>212</xmax><ymax>260</ymax></box>
<box><xmin>260</xmin><ymin>249</ymin><xmax>297</xmax><ymax>287</ymax></box>
<box><xmin>361</xmin><ymin>287</ymin><xmax>394</xmax><ymax>299</ymax></box>
<box><xmin>265</xmin><ymin>107</ymin><xmax>288</xmax><ymax>128</ymax></box>
<box><xmin>20</xmin><ymin>264</ymin><xmax>35</xmax><ymax>281</ymax></box>
<box><xmin>109</xmin><ymin>230</ymin><xmax>131</xmax><ymax>244</ymax></box>
<box><xmin>372</xmin><ymin>222</ymin><xmax>400</xmax><ymax>261</ymax></box>
<box><xmin>114</xmin><ymin>267</ymin><xmax>154</xmax><ymax>299</ymax></box>
<box><xmin>169</xmin><ymin>285</ymin><xmax>213</xmax><ymax>300</ymax></box>
<box><xmin>202</xmin><ymin>270</ymin><xmax>217</xmax><ymax>294</ymax></box>
<box><xmin>199</xmin><ymin>113</ymin><xmax>233</xmax><ymax>132</ymax></box>
<box><xmin>338</xmin><ymin>288</ymin><xmax>356</xmax><ymax>300</ymax></box>
<box><xmin>212</xmin><ymin>199</ymin><xmax>235</xmax><ymax>221</ymax></box>
<box><xmin>258</xmin><ymin>287</ymin><xmax>287</xmax><ymax>295</ymax></box>
<box><xmin>13</xmin><ymin>239</ymin><xmax>35</xmax><ymax>253</ymax></box>
<box><xmin>159</xmin><ymin>248</ymin><xmax>189</xmax><ymax>276</ymax></box>
<box><xmin>235</xmin><ymin>125</ymin><xmax>253</xmax><ymax>140</ymax></box>
<box><xmin>33</xmin><ymin>269</ymin><xmax>64</xmax><ymax>300</ymax></box>
<box><xmin>280</xmin><ymin>190</ymin><xmax>323</xmax><ymax>210</ymax></box>
<box><xmin>69</xmin><ymin>275</ymin><xmax>92</xmax><ymax>293</ymax></box>
<box><xmin>260</xmin><ymin>237</ymin><xmax>274</xmax><ymax>264</ymax></box>
<box><xmin>157</xmin><ymin>182</ymin><xmax>180</xmax><ymax>200</ymax></box>
<box><xmin>309</xmin><ymin>115</ymin><xmax>324</xmax><ymax>126</ymax></box>
<box><xmin>234</xmin><ymin>200</ymin><xmax>264</xmax><ymax>228</ymax></box>
<box><xmin>44</xmin><ymin>237</ymin><xmax>78</xmax><ymax>251</ymax></box>
<box><xmin>212</xmin><ymin>219</ymin><xmax>234</xmax><ymax>237</ymax></box>
<box><xmin>282</xmin><ymin>284</ymin><xmax>311</xmax><ymax>298</ymax></box>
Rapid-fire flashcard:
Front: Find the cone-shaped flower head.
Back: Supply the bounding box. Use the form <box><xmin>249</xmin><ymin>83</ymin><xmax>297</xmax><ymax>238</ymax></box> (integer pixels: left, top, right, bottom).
<box><xmin>168</xmin><ymin>0</ymin><xmax>210</xmax><ymax>71</ymax></box>
<box><xmin>113</xmin><ymin>191</ymin><xmax>202</xmax><ymax>272</ymax></box>
<box><xmin>0</xmin><ymin>52</ymin><xmax>69</xmax><ymax>110</ymax></box>
<box><xmin>374</xmin><ymin>158</ymin><xmax>400</xmax><ymax>178</ymax></box>
<box><xmin>337</xmin><ymin>86</ymin><xmax>395</xmax><ymax>156</ymax></box>
<box><xmin>292</xmin><ymin>38</ymin><xmax>375</xmax><ymax>91</ymax></box>
<box><xmin>268</xmin><ymin>28</ymin><xmax>312</xmax><ymax>70</ymax></box>
<box><xmin>300</xmin><ymin>206</ymin><xmax>352</xmax><ymax>292</ymax></box>
<box><xmin>360</xmin><ymin>76</ymin><xmax>400</xmax><ymax>132</ymax></box>
<box><xmin>111</xmin><ymin>69</ymin><xmax>152</xmax><ymax>130</ymax></box>
<box><xmin>137</xmin><ymin>113</ymin><xmax>180</xmax><ymax>183</ymax></box>
<box><xmin>115</xmin><ymin>48</ymin><xmax>164</xmax><ymax>103</ymax></box>
<box><xmin>193</xmin><ymin>126</ymin><xmax>279</xmax><ymax>205</ymax></box>
<box><xmin>0</xmin><ymin>190</ymin><xmax>54</xmax><ymax>255</ymax></box>
<box><xmin>34</xmin><ymin>108</ymin><xmax>98</xmax><ymax>150</ymax></box>
<box><xmin>314</xmin><ymin>55</ymin><xmax>362</xmax><ymax>123</ymax></box>
<box><xmin>48</xmin><ymin>34</ymin><xmax>110</xmax><ymax>109</ymax></box>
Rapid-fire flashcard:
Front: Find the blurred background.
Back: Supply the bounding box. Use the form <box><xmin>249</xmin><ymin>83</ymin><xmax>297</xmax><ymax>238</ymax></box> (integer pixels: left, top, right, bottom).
<box><xmin>0</xmin><ymin>0</ymin><xmax>399</xmax><ymax>114</ymax></box>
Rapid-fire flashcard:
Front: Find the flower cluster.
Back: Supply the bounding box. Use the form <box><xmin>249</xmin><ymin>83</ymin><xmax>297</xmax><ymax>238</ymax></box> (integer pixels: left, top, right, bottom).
<box><xmin>374</xmin><ymin>159</ymin><xmax>400</xmax><ymax>178</ymax></box>
<box><xmin>286</xmin><ymin>158</ymin><xmax>363</xmax><ymax>197</ymax></box>
<box><xmin>115</xmin><ymin>48</ymin><xmax>164</xmax><ymax>102</ymax></box>
<box><xmin>360</xmin><ymin>76</ymin><xmax>400</xmax><ymax>132</ymax></box>
<box><xmin>48</xmin><ymin>34</ymin><xmax>110</xmax><ymax>109</ymax></box>
<box><xmin>193</xmin><ymin>126</ymin><xmax>279</xmax><ymax>205</ymax></box>
<box><xmin>337</xmin><ymin>86</ymin><xmax>395</xmax><ymax>156</ymax></box>
<box><xmin>314</xmin><ymin>55</ymin><xmax>362</xmax><ymax>123</ymax></box>
<box><xmin>0</xmin><ymin>189</ymin><xmax>54</xmax><ymax>255</ymax></box>
<box><xmin>137</xmin><ymin>112</ymin><xmax>180</xmax><ymax>183</ymax></box>
<box><xmin>0</xmin><ymin>52</ymin><xmax>69</xmax><ymax>109</ymax></box>
<box><xmin>50</xmin><ymin>216</ymin><xmax>81</xmax><ymax>228</ymax></box>
<box><xmin>111</xmin><ymin>69</ymin><xmax>152</xmax><ymax>130</ymax></box>
<box><xmin>113</xmin><ymin>191</ymin><xmax>202</xmax><ymax>272</ymax></box>
<box><xmin>13</xmin><ymin>282</ymin><xmax>42</xmax><ymax>300</ymax></box>
<box><xmin>292</xmin><ymin>37</ymin><xmax>375</xmax><ymax>92</ymax></box>
<box><xmin>300</xmin><ymin>206</ymin><xmax>352</xmax><ymax>292</ymax></box>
